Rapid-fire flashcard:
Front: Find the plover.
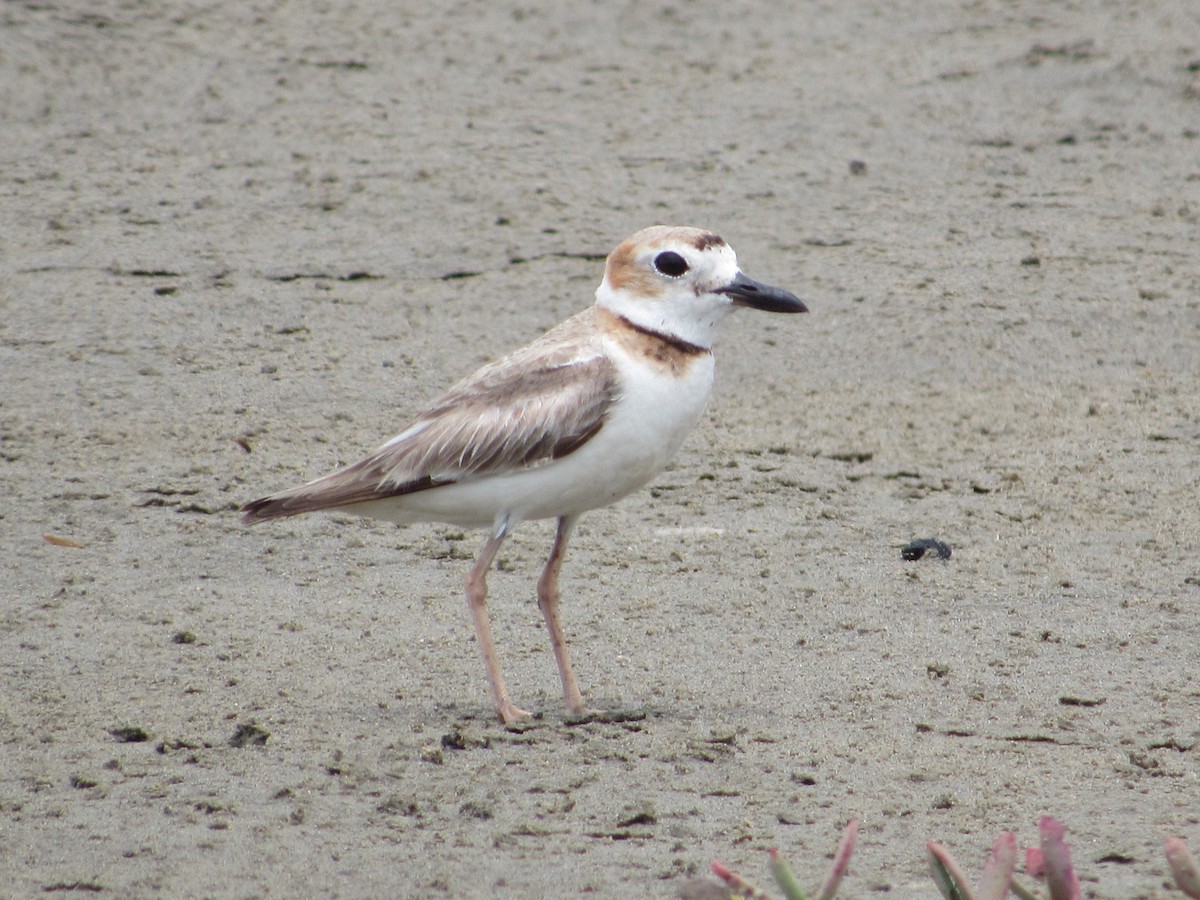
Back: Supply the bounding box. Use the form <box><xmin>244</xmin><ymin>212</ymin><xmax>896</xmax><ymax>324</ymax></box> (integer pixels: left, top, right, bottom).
<box><xmin>243</xmin><ymin>225</ymin><xmax>806</xmax><ymax>723</ymax></box>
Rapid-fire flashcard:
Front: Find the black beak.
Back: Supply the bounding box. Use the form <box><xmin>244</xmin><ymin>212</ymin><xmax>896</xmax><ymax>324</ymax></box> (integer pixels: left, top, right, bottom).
<box><xmin>715</xmin><ymin>271</ymin><xmax>808</xmax><ymax>313</ymax></box>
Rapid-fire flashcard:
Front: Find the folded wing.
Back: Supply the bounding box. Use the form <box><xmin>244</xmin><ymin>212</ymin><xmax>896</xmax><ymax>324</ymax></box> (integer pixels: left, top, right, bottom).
<box><xmin>242</xmin><ymin>352</ymin><xmax>618</xmax><ymax>522</ymax></box>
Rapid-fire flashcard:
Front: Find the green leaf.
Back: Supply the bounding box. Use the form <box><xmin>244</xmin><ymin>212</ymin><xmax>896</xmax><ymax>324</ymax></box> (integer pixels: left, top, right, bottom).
<box><xmin>769</xmin><ymin>849</ymin><xmax>809</xmax><ymax>900</ymax></box>
<box><xmin>928</xmin><ymin>843</ymin><xmax>975</xmax><ymax>900</ymax></box>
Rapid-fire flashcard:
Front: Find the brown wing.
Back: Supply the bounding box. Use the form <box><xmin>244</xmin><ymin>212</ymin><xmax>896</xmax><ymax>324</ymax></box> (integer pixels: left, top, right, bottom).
<box><xmin>242</xmin><ymin>351</ymin><xmax>618</xmax><ymax>522</ymax></box>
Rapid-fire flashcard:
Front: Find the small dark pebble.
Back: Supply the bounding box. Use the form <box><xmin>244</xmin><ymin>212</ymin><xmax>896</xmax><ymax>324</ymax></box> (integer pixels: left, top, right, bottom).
<box><xmin>902</xmin><ymin>538</ymin><xmax>952</xmax><ymax>561</ymax></box>
<box><xmin>848</xmin><ymin>159</ymin><xmax>868</xmax><ymax>175</ymax></box>
<box><xmin>377</xmin><ymin>797</ymin><xmax>420</xmax><ymax>817</ymax></box>
<box><xmin>616</xmin><ymin>804</ymin><xmax>656</xmax><ymax>828</ymax></box>
<box><xmin>440</xmin><ymin>729</ymin><xmax>490</xmax><ymax>750</ymax></box>
<box><xmin>229</xmin><ymin>722</ymin><xmax>270</xmax><ymax>748</ymax></box>
<box><xmin>459</xmin><ymin>800</ymin><xmax>493</xmax><ymax>820</ymax></box>
<box><xmin>109</xmin><ymin>726</ymin><xmax>150</xmax><ymax>743</ymax></box>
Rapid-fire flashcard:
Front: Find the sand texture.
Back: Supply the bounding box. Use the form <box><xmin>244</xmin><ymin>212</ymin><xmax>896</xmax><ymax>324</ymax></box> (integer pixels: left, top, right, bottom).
<box><xmin>2</xmin><ymin>1</ymin><xmax>1198</xmax><ymax>896</ymax></box>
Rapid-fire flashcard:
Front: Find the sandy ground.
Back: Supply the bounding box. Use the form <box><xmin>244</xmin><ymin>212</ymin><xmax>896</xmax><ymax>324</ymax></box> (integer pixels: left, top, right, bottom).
<box><xmin>3</xmin><ymin>1</ymin><xmax>1199</xmax><ymax>897</ymax></box>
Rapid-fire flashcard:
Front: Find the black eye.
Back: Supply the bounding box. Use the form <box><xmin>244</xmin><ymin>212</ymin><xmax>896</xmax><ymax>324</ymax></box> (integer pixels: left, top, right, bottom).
<box><xmin>653</xmin><ymin>251</ymin><xmax>689</xmax><ymax>277</ymax></box>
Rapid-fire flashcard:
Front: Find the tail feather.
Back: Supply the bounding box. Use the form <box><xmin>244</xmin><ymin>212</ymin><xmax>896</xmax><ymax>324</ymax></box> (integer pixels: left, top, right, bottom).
<box><xmin>241</xmin><ymin>467</ymin><xmax>443</xmax><ymax>525</ymax></box>
<box><xmin>240</xmin><ymin>485</ymin><xmax>366</xmax><ymax>524</ymax></box>
<box><xmin>240</xmin><ymin>493</ymin><xmax>297</xmax><ymax>524</ymax></box>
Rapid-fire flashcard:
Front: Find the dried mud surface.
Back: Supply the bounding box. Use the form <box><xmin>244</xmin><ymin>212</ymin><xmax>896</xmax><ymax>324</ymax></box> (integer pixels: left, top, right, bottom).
<box><xmin>2</xmin><ymin>1</ymin><xmax>1199</xmax><ymax>897</ymax></box>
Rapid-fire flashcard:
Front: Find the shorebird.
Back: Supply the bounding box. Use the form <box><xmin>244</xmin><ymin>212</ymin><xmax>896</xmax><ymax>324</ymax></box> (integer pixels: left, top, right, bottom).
<box><xmin>242</xmin><ymin>225</ymin><xmax>806</xmax><ymax>723</ymax></box>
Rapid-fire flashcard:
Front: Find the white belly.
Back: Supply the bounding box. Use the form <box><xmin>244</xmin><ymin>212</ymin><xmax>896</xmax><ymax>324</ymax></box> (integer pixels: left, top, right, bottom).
<box><xmin>351</xmin><ymin>349</ymin><xmax>715</xmax><ymax>529</ymax></box>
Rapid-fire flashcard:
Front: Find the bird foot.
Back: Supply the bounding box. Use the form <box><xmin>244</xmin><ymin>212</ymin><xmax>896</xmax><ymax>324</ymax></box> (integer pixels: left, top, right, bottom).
<box><xmin>563</xmin><ymin>705</ymin><xmax>608</xmax><ymax>724</ymax></box>
<box><xmin>495</xmin><ymin>701</ymin><xmax>533</xmax><ymax>725</ymax></box>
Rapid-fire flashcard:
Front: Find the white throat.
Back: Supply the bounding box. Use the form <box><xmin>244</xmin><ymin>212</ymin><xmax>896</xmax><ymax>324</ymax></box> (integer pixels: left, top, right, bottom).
<box><xmin>593</xmin><ymin>283</ymin><xmax>734</xmax><ymax>349</ymax></box>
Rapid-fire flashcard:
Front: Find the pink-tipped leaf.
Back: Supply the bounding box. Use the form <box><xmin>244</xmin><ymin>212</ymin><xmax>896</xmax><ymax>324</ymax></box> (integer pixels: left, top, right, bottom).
<box><xmin>712</xmin><ymin>860</ymin><xmax>771</xmax><ymax>899</ymax></box>
<box><xmin>1038</xmin><ymin>816</ymin><xmax>1082</xmax><ymax>900</ymax></box>
<box><xmin>929</xmin><ymin>841</ymin><xmax>976</xmax><ymax>900</ymax></box>
<box><xmin>815</xmin><ymin>819</ymin><xmax>858</xmax><ymax>900</ymax></box>
<box><xmin>1166</xmin><ymin>837</ymin><xmax>1200</xmax><ymax>899</ymax></box>
<box><xmin>1024</xmin><ymin>847</ymin><xmax>1044</xmax><ymax>878</ymax></box>
<box><xmin>977</xmin><ymin>832</ymin><xmax>1017</xmax><ymax>900</ymax></box>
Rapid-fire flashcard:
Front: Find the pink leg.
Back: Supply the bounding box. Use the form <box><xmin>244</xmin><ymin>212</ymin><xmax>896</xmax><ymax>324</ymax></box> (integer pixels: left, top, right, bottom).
<box><xmin>465</xmin><ymin>530</ymin><xmax>530</xmax><ymax>724</ymax></box>
<box><xmin>537</xmin><ymin>516</ymin><xmax>593</xmax><ymax>715</ymax></box>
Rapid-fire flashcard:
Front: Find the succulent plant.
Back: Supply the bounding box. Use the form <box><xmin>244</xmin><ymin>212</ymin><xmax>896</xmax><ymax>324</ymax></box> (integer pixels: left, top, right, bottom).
<box><xmin>929</xmin><ymin>816</ymin><xmax>1082</xmax><ymax>900</ymax></box>
<box><xmin>928</xmin><ymin>831</ymin><xmax>1017</xmax><ymax>900</ymax></box>
<box><xmin>711</xmin><ymin>819</ymin><xmax>857</xmax><ymax>900</ymax></box>
<box><xmin>695</xmin><ymin>817</ymin><xmax>1198</xmax><ymax>900</ymax></box>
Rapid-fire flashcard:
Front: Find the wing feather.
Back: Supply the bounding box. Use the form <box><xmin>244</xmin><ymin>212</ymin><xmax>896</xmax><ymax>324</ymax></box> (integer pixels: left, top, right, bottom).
<box><xmin>242</xmin><ymin>339</ymin><xmax>618</xmax><ymax>522</ymax></box>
